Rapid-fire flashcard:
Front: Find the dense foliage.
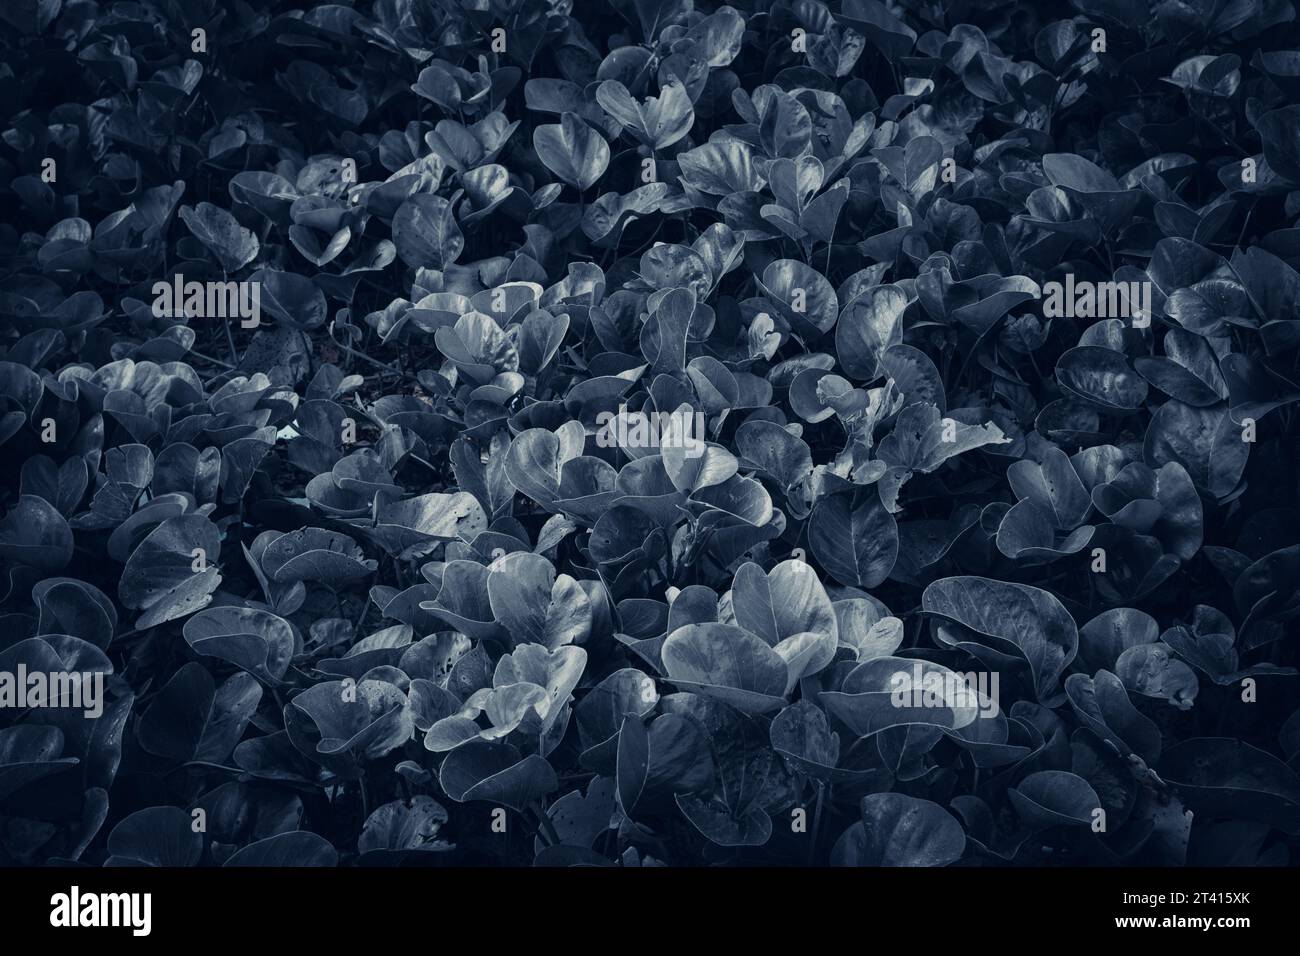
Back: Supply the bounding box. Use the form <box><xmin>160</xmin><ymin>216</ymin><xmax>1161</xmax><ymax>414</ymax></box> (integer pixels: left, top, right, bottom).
<box><xmin>2</xmin><ymin>0</ymin><xmax>1300</xmax><ymax>867</ymax></box>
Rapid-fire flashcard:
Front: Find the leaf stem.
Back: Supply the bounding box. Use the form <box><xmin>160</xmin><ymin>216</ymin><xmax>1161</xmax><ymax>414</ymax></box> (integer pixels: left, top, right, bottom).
<box><xmin>532</xmin><ymin>803</ymin><xmax>561</xmax><ymax>847</ymax></box>
<box><xmin>223</xmin><ymin>315</ymin><xmax>240</xmax><ymax>366</ymax></box>
<box><xmin>808</xmin><ymin>780</ymin><xmax>826</xmax><ymax>865</ymax></box>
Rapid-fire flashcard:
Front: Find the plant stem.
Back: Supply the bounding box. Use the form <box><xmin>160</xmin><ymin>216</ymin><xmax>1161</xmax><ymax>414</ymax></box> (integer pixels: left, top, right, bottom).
<box><xmin>533</xmin><ymin>804</ymin><xmax>561</xmax><ymax>847</ymax></box>
<box><xmin>808</xmin><ymin>780</ymin><xmax>825</xmax><ymax>865</ymax></box>
<box><xmin>188</xmin><ymin>348</ymin><xmax>235</xmax><ymax>370</ymax></box>
<box><xmin>329</xmin><ymin>325</ymin><xmax>419</xmax><ymax>383</ymax></box>
<box><xmin>224</xmin><ymin>315</ymin><xmax>240</xmax><ymax>366</ymax></box>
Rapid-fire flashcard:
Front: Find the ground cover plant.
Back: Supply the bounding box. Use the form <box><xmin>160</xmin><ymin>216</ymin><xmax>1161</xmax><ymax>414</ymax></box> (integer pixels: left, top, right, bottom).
<box><xmin>1</xmin><ymin>0</ymin><xmax>1300</xmax><ymax>867</ymax></box>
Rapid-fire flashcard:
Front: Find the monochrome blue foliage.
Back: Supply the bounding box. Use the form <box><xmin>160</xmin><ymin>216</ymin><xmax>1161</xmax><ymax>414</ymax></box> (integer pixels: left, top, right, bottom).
<box><xmin>1</xmin><ymin>0</ymin><xmax>1299</xmax><ymax>868</ymax></box>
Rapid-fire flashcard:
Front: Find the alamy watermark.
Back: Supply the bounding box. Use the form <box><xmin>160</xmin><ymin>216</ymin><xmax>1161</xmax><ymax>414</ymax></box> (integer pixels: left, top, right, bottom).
<box><xmin>889</xmin><ymin>661</ymin><xmax>1000</xmax><ymax>718</ymax></box>
<box><xmin>152</xmin><ymin>273</ymin><xmax>261</xmax><ymax>328</ymax></box>
<box><xmin>0</xmin><ymin>666</ymin><xmax>104</xmax><ymax>718</ymax></box>
<box><xmin>1038</xmin><ymin>274</ymin><xmax>1151</xmax><ymax>326</ymax></box>
<box><xmin>50</xmin><ymin>886</ymin><xmax>151</xmax><ymax>936</ymax></box>
<box><xmin>595</xmin><ymin>405</ymin><xmax>707</xmax><ymax>458</ymax></box>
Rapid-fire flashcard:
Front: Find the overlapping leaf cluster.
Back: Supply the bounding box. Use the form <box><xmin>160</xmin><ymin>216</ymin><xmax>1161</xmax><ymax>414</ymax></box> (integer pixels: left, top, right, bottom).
<box><xmin>2</xmin><ymin>0</ymin><xmax>1300</xmax><ymax>866</ymax></box>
